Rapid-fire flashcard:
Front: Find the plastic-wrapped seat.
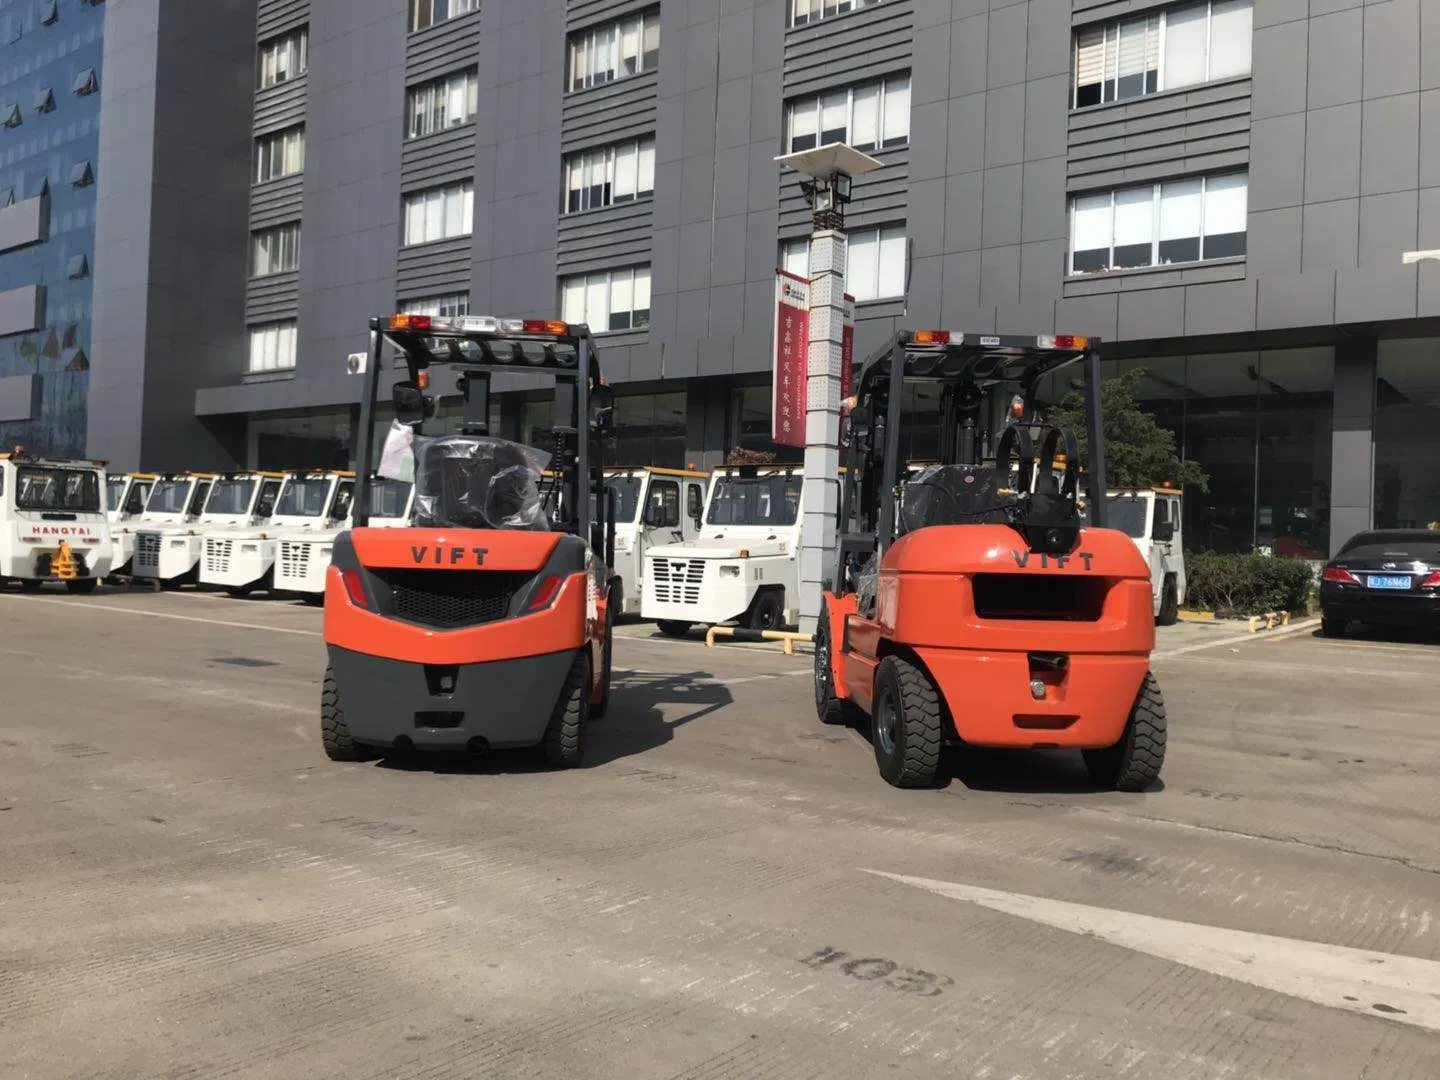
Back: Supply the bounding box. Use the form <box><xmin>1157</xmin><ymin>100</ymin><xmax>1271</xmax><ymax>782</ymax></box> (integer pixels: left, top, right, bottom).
<box><xmin>900</xmin><ymin>464</ymin><xmax>1011</xmax><ymax>532</ymax></box>
<box><xmin>411</xmin><ymin>435</ymin><xmax>551</xmax><ymax>531</ymax></box>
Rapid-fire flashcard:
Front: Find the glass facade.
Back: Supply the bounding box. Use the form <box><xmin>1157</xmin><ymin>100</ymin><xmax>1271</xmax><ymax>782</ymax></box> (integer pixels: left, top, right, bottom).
<box><xmin>0</xmin><ymin>0</ymin><xmax>103</xmax><ymax>457</ymax></box>
<box><xmin>610</xmin><ymin>391</ymin><xmax>685</xmax><ymax>466</ymax></box>
<box><xmin>247</xmin><ymin>408</ymin><xmax>355</xmax><ymax>470</ymax></box>
<box><xmin>1374</xmin><ymin>339</ymin><xmax>1440</xmax><ymax>530</ymax></box>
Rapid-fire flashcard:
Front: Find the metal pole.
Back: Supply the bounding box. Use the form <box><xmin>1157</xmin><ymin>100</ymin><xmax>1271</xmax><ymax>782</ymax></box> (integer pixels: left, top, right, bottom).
<box><xmin>1083</xmin><ymin>347</ymin><xmax>1107</xmax><ymax>528</ymax></box>
<box><xmin>352</xmin><ymin>326</ymin><xmax>384</xmax><ymax>528</ymax></box>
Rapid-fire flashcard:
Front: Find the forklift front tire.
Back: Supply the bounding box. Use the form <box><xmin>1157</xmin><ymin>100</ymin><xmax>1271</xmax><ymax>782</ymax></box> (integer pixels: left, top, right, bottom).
<box><xmin>814</xmin><ymin>603</ymin><xmax>862</xmax><ymax>727</ymax></box>
<box><xmin>591</xmin><ymin>586</ymin><xmax>616</xmax><ymax>720</ymax></box>
<box><xmin>542</xmin><ymin>651</ymin><xmax>590</xmax><ymax>768</ymax></box>
<box><xmin>321</xmin><ymin>664</ymin><xmax>374</xmax><ymax>762</ymax></box>
<box><xmin>1082</xmin><ymin>671</ymin><xmax>1166</xmax><ymax>792</ymax></box>
<box><xmin>872</xmin><ymin>656</ymin><xmax>944</xmax><ymax>788</ymax></box>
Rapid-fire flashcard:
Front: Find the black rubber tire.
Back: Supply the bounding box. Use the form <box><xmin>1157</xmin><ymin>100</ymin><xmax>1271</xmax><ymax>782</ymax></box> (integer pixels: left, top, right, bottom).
<box><xmin>1083</xmin><ymin>671</ymin><xmax>1166</xmax><ymax>792</ymax></box>
<box><xmin>65</xmin><ymin>578</ymin><xmax>99</xmax><ymax>595</ymax></box>
<box><xmin>1156</xmin><ymin>577</ymin><xmax>1179</xmax><ymax>626</ymax></box>
<box><xmin>871</xmin><ymin>656</ymin><xmax>944</xmax><ymax>788</ymax></box>
<box><xmin>748</xmin><ymin>590</ymin><xmax>784</xmax><ymax>631</ymax></box>
<box><xmin>590</xmin><ymin>583</ymin><xmax>617</xmax><ymax>720</ymax></box>
<box><xmin>20</xmin><ymin>580</ymin><xmax>43</xmax><ymax>593</ymax></box>
<box><xmin>814</xmin><ymin>602</ymin><xmax>862</xmax><ymax>726</ymax></box>
<box><xmin>1321</xmin><ymin>615</ymin><xmax>1347</xmax><ymax>638</ymax></box>
<box><xmin>656</xmin><ymin>620</ymin><xmax>691</xmax><ymax>638</ymax></box>
<box><xmin>542</xmin><ymin>651</ymin><xmax>589</xmax><ymax>768</ymax></box>
<box><xmin>321</xmin><ymin>664</ymin><xmax>374</xmax><ymax>762</ymax></box>
<box><xmin>226</xmin><ymin>585</ymin><xmax>254</xmax><ymax>599</ymax></box>
<box><xmin>159</xmin><ymin>578</ymin><xmax>182</xmax><ymax>591</ymax></box>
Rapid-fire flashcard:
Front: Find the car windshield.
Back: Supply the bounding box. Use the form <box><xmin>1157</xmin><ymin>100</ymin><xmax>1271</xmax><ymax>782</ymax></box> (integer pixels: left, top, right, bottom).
<box><xmin>606</xmin><ymin>476</ymin><xmax>642</xmax><ymax>523</ymax></box>
<box><xmin>275</xmin><ymin>477</ymin><xmax>335</xmax><ymax>518</ymax></box>
<box><xmin>146</xmin><ymin>480</ymin><xmax>193</xmax><ymax>514</ymax></box>
<box><xmin>15</xmin><ymin>466</ymin><xmax>102</xmax><ymax>512</ymax></box>
<box><xmin>1338</xmin><ymin>532</ymin><xmax>1440</xmax><ymax>562</ymax></box>
<box><xmin>204</xmin><ymin>479</ymin><xmax>257</xmax><ymax>516</ymax></box>
<box><xmin>369</xmin><ymin>477</ymin><xmax>412</xmax><ymax>518</ymax></box>
<box><xmin>705</xmin><ymin>474</ymin><xmax>802</xmax><ymax>527</ymax></box>
<box><xmin>1105</xmin><ymin>495</ymin><xmax>1150</xmax><ymax>539</ymax></box>
<box><xmin>106</xmin><ymin>476</ymin><xmax>127</xmax><ymax>512</ymax></box>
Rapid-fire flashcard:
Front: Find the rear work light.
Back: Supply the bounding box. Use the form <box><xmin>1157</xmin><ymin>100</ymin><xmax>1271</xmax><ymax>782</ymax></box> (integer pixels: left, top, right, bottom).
<box><xmin>1037</xmin><ymin>334</ymin><xmax>1089</xmax><ymax>350</ymax></box>
<box><xmin>524</xmin><ymin>574</ymin><xmax>563</xmax><ymax>613</ymax></box>
<box><xmin>912</xmin><ymin>330</ymin><xmax>951</xmax><ymax>345</ymax></box>
<box><xmin>341</xmin><ymin>569</ymin><xmax>370</xmax><ymax>608</ymax></box>
<box><xmin>1322</xmin><ymin>566</ymin><xmax>1360</xmax><ymax>585</ymax></box>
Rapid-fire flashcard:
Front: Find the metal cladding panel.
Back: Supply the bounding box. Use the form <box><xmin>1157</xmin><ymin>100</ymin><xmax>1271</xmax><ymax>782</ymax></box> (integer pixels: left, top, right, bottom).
<box><xmin>395</xmin><ymin>235</ymin><xmax>473</xmax><ymax>298</ymax></box>
<box><xmin>253</xmin><ymin>76</ymin><xmax>308</xmax><ymax>137</ymax></box>
<box><xmin>257</xmin><ymin>0</ymin><xmax>310</xmax><ymax>40</ymax></box>
<box><xmin>245</xmin><ymin>271</ymin><xmax>301</xmax><ymax>323</ymax></box>
<box><xmin>400</xmin><ymin>126</ymin><xmax>478</xmax><ymax>190</ymax></box>
<box><xmin>567</xmin><ymin>0</ymin><xmax>655</xmax><ymax>31</ymax></box>
<box><xmin>1067</xmin><ymin>79</ymin><xmax>1252</xmax><ymax>192</ymax></box>
<box><xmin>1072</xmin><ymin>0</ymin><xmax>1176</xmax><ymax>23</ymax></box>
<box><xmin>405</xmin><ymin>10</ymin><xmax>482</xmax><ymax>83</ymax></box>
<box><xmin>560</xmin><ymin>71</ymin><xmax>658</xmax><ymax>153</ymax></box>
<box><xmin>778</xmin><ymin>149</ymin><xmax>910</xmax><ymax>239</ymax></box>
<box><xmin>556</xmin><ymin>199</ymin><xmax>654</xmax><ymax>277</ymax></box>
<box><xmin>249</xmin><ymin>173</ymin><xmax>305</xmax><ymax>230</ymax></box>
<box><xmin>782</xmin><ymin>1</ymin><xmax>914</xmax><ymax>99</ymax></box>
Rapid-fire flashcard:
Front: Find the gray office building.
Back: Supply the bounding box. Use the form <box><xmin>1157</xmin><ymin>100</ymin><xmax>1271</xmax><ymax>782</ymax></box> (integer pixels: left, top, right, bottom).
<box><xmin>75</xmin><ymin>0</ymin><xmax>1440</xmax><ymax>555</ymax></box>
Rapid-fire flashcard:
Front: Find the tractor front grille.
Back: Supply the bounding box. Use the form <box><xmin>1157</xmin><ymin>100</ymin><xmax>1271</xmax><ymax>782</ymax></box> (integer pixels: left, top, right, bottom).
<box><xmin>651</xmin><ymin>558</ymin><xmax>705</xmax><ymax>604</ymax></box>
<box><xmin>204</xmin><ymin>538</ymin><xmax>233</xmax><ymax>574</ymax></box>
<box><xmin>135</xmin><ymin>532</ymin><xmax>161</xmax><ymax>570</ymax></box>
<box><xmin>372</xmin><ymin>568</ymin><xmax>533</xmax><ymax>629</ymax></box>
<box><xmin>278</xmin><ymin>541</ymin><xmax>310</xmax><ymax>580</ymax></box>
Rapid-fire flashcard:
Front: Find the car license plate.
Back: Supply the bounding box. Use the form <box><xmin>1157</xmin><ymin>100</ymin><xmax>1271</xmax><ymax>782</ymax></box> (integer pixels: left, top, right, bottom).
<box><xmin>1367</xmin><ymin>574</ymin><xmax>1411</xmax><ymax>590</ymax></box>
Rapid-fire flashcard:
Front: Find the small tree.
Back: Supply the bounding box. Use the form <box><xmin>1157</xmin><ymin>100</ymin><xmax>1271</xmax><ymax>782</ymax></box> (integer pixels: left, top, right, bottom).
<box><xmin>726</xmin><ymin>448</ymin><xmax>778</xmax><ymax>466</ymax></box>
<box><xmin>1046</xmin><ymin>367</ymin><xmax>1208</xmax><ymax>492</ymax></box>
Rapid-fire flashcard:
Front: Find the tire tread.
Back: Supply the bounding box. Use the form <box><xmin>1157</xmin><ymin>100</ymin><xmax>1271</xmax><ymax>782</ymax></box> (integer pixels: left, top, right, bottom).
<box><xmin>321</xmin><ymin>665</ymin><xmax>373</xmax><ymax>762</ymax></box>
<box><xmin>876</xmin><ymin>656</ymin><xmax>944</xmax><ymax>788</ymax></box>
<box><xmin>542</xmin><ymin>652</ymin><xmax>588</xmax><ymax>768</ymax></box>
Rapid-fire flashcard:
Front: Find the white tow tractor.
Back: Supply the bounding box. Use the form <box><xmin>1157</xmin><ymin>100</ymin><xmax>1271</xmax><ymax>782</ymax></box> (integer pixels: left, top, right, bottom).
<box><xmin>105</xmin><ymin>471</ymin><xmax>157</xmax><ymax>576</ymax></box>
<box><xmin>132</xmin><ymin>472</ymin><xmax>217</xmax><ymax>586</ymax></box>
<box><xmin>641</xmin><ymin>465</ymin><xmax>804</xmax><ymax>636</ymax></box>
<box><xmin>1105</xmin><ymin>487</ymin><xmax>1186</xmax><ymax>625</ymax></box>
<box><xmin>139</xmin><ymin>472</ymin><xmax>285</xmax><ymax>591</ymax></box>
<box><xmin>0</xmin><ymin>450</ymin><xmax>113</xmax><ymax>593</ymax></box>
<box><xmin>202</xmin><ymin>470</ymin><xmax>354</xmax><ymax>597</ymax></box>
<box><xmin>605</xmin><ymin>466</ymin><xmax>709</xmax><ymax>615</ymax></box>
<box><xmin>273</xmin><ymin>475</ymin><xmax>414</xmax><ymax>599</ymax></box>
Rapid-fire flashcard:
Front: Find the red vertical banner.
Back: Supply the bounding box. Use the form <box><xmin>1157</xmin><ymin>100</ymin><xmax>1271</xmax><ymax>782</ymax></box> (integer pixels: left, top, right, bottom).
<box><xmin>772</xmin><ymin>270</ymin><xmax>810</xmax><ymax>448</ymax></box>
<box><xmin>839</xmin><ymin>292</ymin><xmax>856</xmax><ymax>401</ymax></box>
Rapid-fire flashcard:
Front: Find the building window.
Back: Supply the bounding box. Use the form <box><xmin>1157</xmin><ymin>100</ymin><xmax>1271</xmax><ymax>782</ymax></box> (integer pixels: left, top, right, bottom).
<box><xmin>567</xmin><ymin>8</ymin><xmax>659</xmax><ymax>92</ymax></box>
<box><xmin>1073</xmin><ymin>0</ymin><xmax>1252</xmax><ymax>109</ymax></box>
<box><xmin>407</xmin><ymin>69</ymin><xmax>479</xmax><ymax>138</ymax></box>
<box><xmin>249</xmin><ymin>321</ymin><xmax>298</xmax><ymax>373</ymax></box>
<box><xmin>561</xmin><ymin>266</ymin><xmax>651</xmax><ymax>332</ymax></box>
<box><xmin>411</xmin><ymin>0</ymin><xmax>479</xmax><ymax>33</ymax></box>
<box><xmin>254</xmin><ymin>126</ymin><xmax>305</xmax><ymax>183</ymax></box>
<box><xmin>563</xmin><ymin>138</ymin><xmax>656</xmax><ymax>213</ymax></box>
<box><xmin>1069</xmin><ymin>172</ymin><xmax>1246</xmax><ymax>275</ymax></box>
<box><xmin>791</xmin><ymin>0</ymin><xmax>887</xmax><ymax>26</ymax></box>
<box><xmin>258</xmin><ymin>27</ymin><xmax>308</xmax><ymax>89</ymax></box>
<box><xmin>400</xmin><ymin>293</ymin><xmax>471</xmax><ymax>318</ymax></box>
<box><xmin>402</xmin><ymin>181</ymin><xmax>474</xmax><ymax>245</ymax></box>
<box><xmin>251</xmin><ymin>222</ymin><xmax>301</xmax><ymax>277</ymax></box>
<box><xmin>781</xmin><ymin>225</ymin><xmax>907</xmax><ymax>302</ymax></box>
<box><xmin>786</xmin><ymin>74</ymin><xmax>910</xmax><ymax>154</ymax></box>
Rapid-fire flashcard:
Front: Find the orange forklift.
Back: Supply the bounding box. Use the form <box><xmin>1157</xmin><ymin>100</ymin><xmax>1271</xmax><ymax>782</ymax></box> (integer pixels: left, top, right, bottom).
<box><xmin>321</xmin><ymin>314</ymin><xmax>617</xmax><ymax>766</ymax></box>
<box><xmin>814</xmin><ymin>331</ymin><xmax>1165</xmax><ymax>791</ymax></box>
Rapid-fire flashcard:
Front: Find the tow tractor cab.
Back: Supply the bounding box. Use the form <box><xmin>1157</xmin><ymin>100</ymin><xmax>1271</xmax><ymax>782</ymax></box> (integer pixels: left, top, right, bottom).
<box><xmin>1105</xmin><ymin>488</ymin><xmax>1185</xmax><ymax>625</ymax></box>
<box><xmin>105</xmin><ymin>472</ymin><xmax>157</xmax><ymax>576</ymax></box>
<box><xmin>816</xmin><ymin>330</ymin><xmax>1167</xmax><ymax>793</ymax></box>
<box><xmin>606</xmin><ymin>466</ymin><xmax>708</xmax><ymax>615</ymax></box>
<box><xmin>641</xmin><ymin>465</ymin><xmax>804</xmax><ymax>636</ymax></box>
<box><xmin>0</xmin><ymin>450</ymin><xmax>113</xmax><ymax>593</ymax></box>
<box><xmin>200</xmin><ymin>470</ymin><xmax>350</xmax><ymax>598</ymax></box>
<box><xmin>132</xmin><ymin>472</ymin><xmax>216</xmax><ymax>584</ymax></box>
<box><xmin>274</xmin><ymin>476</ymin><xmax>414</xmax><ymax>598</ymax></box>
<box><xmin>139</xmin><ymin>471</ymin><xmax>283</xmax><ymax>590</ymax></box>
<box><xmin>321</xmin><ymin>312</ymin><xmax>617</xmax><ymax>767</ymax></box>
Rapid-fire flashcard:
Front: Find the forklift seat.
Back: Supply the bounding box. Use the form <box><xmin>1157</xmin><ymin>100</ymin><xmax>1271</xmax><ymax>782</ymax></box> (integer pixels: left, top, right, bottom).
<box><xmin>412</xmin><ymin>436</ymin><xmax>549</xmax><ymax>531</ymax></box>
<box><xmin>900</xmin><ymin>464</ymin><xmax>1011</xmax><ymax>532</ymax></box>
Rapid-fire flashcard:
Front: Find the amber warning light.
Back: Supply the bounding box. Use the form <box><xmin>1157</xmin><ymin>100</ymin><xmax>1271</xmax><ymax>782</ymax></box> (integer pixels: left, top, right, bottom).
<box><xmin>388</xmin><ymin>314</ymin><xmax>570</xmax><ymax>336</ymax></box>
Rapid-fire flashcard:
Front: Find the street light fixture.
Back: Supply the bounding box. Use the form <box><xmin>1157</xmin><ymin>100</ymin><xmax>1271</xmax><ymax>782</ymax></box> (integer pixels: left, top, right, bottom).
<box><xmin>775</xmin><ymin>143</ymin><xmax>882</xmax><ymax>230</ymax></box>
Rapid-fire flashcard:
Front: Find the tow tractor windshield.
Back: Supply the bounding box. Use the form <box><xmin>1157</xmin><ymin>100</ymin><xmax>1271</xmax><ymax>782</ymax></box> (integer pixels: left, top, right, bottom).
<box><xmin>275</xmin><ymin>477</ymin><xmax>337</xmax><ymax>518</ymax></box>
<box><xmin>606</xmin><ymin>475</ymin><xmax>642</xmax><ymax>524</ymax></box>
<box><xmin>1104</xmin><ymin>495</ymin><xmax>1150</xmax><ymax>539</ymax></box>
<box><xmin>368</xmin><ymin>477</ymin><xmax>412</xmax><ymax>519</ymax></box>
<box><xmin>705</xmin><ymin>474</ymin><xmax>802</xmax><ymax>527</ymax></box>
<box><xmin>147</xmin><ymin>479</ymin><xmax>203</xmax><ymax>515</ymax></box>
<box><xmin>15</xmin><ymin>466</ymin><xmax>102</xmax><ymax>513</ymax></box>
<box><xmin>106</xmin><ymin>476</ymin><xmax>127</xmax><ymax>512</ymax></box>
<box><xmin>204</xmin><ymin>478</ymin><xmax>258</xmax><ymax>516</ymax></box>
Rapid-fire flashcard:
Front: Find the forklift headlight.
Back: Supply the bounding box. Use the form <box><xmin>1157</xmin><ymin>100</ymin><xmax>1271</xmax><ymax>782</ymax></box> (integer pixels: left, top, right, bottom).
<box><xmin>719</xmin><ymin>564</ymin><xmax>741</xmax><ymax>578</ymax></box>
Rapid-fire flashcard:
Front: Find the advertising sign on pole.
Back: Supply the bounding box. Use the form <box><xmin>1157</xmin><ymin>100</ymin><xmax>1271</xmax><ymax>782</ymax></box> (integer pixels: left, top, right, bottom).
<box><xmin>771</xmin><ymin>269</ymin><xmax>810</xmax><ymax>448</ymax></box>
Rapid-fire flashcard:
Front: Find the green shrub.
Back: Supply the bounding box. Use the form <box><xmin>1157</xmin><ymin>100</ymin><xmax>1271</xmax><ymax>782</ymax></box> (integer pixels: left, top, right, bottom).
<box><xmin>1183</xmin><ymin>552</ymin><xmax>1314</xmax><ymax>616</ymax></box>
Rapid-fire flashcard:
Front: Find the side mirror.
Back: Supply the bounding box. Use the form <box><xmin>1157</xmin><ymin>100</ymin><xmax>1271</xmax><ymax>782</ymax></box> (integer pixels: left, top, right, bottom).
<box><xmin>392</xmin><ymin>380</ymin><xmax>427</xmax><ymax>426</ymax></box>
<box><xmin>1155</xmin><ymin>521</ymin><xmax>1175</xmax><ymax>543</ymax></box>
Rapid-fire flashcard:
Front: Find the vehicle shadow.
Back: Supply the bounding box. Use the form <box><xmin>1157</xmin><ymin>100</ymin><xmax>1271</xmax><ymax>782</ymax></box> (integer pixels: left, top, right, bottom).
<box><xmin>374</xmin><ymin>669</ymin><xmax>733</xmax><ymax>775</ymax></box>
<box><xmin>1312</xmin><ymin>624</ymin><xmax>1440</xmax><ymax>647</ymax></box>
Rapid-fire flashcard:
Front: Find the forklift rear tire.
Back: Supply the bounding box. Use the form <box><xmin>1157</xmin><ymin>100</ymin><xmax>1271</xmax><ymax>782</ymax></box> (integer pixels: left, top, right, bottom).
<box><xmin>872</xmin><ymin>656</ymin><xmax>944</xmax><ymax>788</ymax></box>
<box><xmin>1156</xmin><ymin>577</ymin><xmax>1179</xmax><ymax>626</ymax></box>
<box><xmin>656</xmin><ymin>620</ymin><xmax>691</xmax><ymax>638</ymax></box>
<box><xmin>1082</xmin><ymin>671</ymin><xmax>1166</xmax><ymax>792</ymax></box>
<box><xmin>321</xmin><ymin>664</ymin><xmax>375</xmax><ymax>762</ymax></box>
<box><xmin>747</xmin><ymin>590</ymin><xmax>784</xmax><ymax>631</ymax></box>
<box><xmin>542</xmin><ymin>651</ymin><xmax>589</xmax><ymax>768</ymax></box>
<box><xmin>814</xmin><ymin>603</ymin><xmax>862</xmax><ymax>727</ymax></box>
<box><xmin>20</xmin><ymin>580</ymin><xmax>42</xmax><ymax>593</ymax></box>
<box><xmin>65</xmin><ymin>579</ymin><xmax>98</xmax><ymax>595</ymax></box>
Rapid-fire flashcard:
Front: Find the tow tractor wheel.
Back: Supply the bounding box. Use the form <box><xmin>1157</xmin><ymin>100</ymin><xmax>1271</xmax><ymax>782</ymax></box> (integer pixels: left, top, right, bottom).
<box><xmin>320</xmin><ymin>664</ymin><xmax>375</xmax><ymax>762</ymax></box>
<box><xmin>591</xmin><ymin>581</ymin><xmax>617</xmax><ymax>720</ymax></box>
<box><xmin>226</xmin><ymin>585</ymin><xmax>254</xmax><ymax>599</ymax></box>
<box><xmin>871</xmin><ymin>656</ymin><xmax>944</xmax><ymax>788</ymax></box>
<box><xmin>814</xmin><ymin>602</ymin><xmax>862</xmax><ymax>727</ymax></box>
<box><xmin>20</xmin><ymin>580</ymin><xmax>43</xmax><ymax>593</ymax></box>
<box><xmin>747</xmin><ymin>590</ymin><xmax>784</xmax><ymax>632</ymax></box>
<box><xmin>543</xmin><ymin>650</ymin><xmax>590</xmax><ymax>768</ymax></box>
<box><xmin>656</xmin><ymin>620</ymin><xmax>691</xmax><ymax>638</ymax></box>
<box><xmin>65</xmin><ymin>578</ymin><xmax>99</xmax><ymax>595</ymax></box>
<box><xmin>1156</xmin><ymin>576</ymin><xmax>1179</xmax><ymax>626</ymax></box>
<box><xmin>1082</xmin><ymin>671</ymin><xmax>1166</xmax><ymax>792</ymax></box>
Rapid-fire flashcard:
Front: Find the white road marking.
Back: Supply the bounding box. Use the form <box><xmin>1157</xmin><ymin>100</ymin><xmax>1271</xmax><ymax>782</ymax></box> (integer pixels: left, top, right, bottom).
<box><xmin>0</xmin><ymin>593</ymin><xmax>323</xmax><ymax>636</ymax></box>
<box><xmin>1154</xmin><ymin>617</ymin><xmax>1319</xmax><ymax>657</ymax></box>
<box><xmin>865</xmin><ymin>869</ymin><xmax>1440</xmax><ymax>1034</ymax></box>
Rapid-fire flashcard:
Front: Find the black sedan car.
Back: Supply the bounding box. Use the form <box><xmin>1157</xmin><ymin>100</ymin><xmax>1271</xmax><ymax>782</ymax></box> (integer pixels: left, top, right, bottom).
<box><xmin>1319</xmin><ymin>529</ymin><xmax>1440</xmax><ymax>637</ymax></box>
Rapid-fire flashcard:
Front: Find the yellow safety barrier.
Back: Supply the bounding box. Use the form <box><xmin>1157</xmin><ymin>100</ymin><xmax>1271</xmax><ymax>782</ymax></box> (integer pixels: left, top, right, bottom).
<box><xmin>704</xmin><ymin>625</ymin><xmax>815</xmax><ymax>655</ymax></box>
<box><xmin>1245</xmin><ymin>611</ymin><xmax>1293</xmax><ymax>633</ymax></box>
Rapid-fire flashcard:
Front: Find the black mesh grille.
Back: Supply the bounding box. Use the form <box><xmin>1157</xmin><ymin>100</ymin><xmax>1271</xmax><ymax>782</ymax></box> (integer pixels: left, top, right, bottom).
<box><xmin>373</xmin><ymin>569</ymin><xmax>533</xmax><ymax>629</ymax></box>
